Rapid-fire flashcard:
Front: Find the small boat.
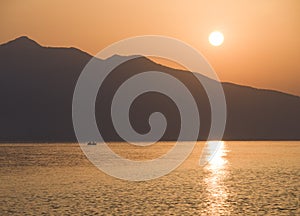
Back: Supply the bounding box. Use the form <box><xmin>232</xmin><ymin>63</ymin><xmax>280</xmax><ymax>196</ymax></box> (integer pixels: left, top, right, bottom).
<box><xmin>87</xmin><ymin>141</ymin><xmax>97</xmax><ymax>145</ymax></box>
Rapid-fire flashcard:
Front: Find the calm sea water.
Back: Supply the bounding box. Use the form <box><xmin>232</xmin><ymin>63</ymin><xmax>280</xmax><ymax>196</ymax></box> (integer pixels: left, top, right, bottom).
<box><xmin>0</xmin><ymin>141</ymin><xmax>299</xmax><ymax>215</ymax></box>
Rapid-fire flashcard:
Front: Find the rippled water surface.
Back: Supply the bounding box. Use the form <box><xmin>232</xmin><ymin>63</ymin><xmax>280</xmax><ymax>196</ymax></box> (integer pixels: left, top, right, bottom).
<box><xmin>0</xmin><ymin>141</ymin><xmax>299</xmax><ymax>215</ymax></box>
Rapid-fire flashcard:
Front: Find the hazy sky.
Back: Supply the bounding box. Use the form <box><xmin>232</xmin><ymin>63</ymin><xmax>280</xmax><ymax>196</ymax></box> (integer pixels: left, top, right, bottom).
<box><xmin>1</xmin><ymin>0</ymin><xmax>300</xmax><ymax>95</ymax></box>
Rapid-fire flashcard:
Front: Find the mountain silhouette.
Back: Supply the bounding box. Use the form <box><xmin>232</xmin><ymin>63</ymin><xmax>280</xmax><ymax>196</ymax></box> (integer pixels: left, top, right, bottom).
<box><xmin>0</xmin><ymin>36</ymin><xmax>299</xmax><ymax>142</ymax></box>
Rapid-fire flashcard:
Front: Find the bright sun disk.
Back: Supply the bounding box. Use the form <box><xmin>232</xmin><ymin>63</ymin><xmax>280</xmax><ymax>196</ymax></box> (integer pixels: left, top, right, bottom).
<box><xmin>209</xmin><ymin>31</ymin><xmax>224</xmax><ymax>46</ymax></box>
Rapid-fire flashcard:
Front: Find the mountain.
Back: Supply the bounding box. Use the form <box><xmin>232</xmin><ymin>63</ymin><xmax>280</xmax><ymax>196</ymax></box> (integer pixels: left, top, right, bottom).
<box><xmin>0</xmin><ymin>36</ymin><xmax>299</xmax><ymax>142</ymax></box>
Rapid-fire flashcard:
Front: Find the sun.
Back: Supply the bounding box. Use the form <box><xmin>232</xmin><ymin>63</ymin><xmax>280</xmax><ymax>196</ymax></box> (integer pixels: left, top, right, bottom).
<box><xmin>209</xmin><ymin>31</ymin><xmax>224</xmax><ymax>46</ymax></box>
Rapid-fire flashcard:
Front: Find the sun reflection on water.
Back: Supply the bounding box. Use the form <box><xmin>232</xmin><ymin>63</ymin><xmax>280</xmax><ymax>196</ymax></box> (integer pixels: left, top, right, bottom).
<box><xmin>203</xmin><ymin>141</ymin><xmax>230</xmax><ymax>215</ymax></box>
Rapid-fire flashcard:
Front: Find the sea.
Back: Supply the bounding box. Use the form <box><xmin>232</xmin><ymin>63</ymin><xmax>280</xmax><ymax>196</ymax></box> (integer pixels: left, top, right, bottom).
<box><xmin>0</xmin><ymin>141</ymin><xmax>299</xmax><ymax>215</ymax></box>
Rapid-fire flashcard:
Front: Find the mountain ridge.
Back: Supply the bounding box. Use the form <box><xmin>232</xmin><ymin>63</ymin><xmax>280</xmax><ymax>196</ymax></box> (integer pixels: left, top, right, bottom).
<box><xmin>0</xmin><ymin>36</ymin><xmax>299</xmax><ymax>142</ymax></box>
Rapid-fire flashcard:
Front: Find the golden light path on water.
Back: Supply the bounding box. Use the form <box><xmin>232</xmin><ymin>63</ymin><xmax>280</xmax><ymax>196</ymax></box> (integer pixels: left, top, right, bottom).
<box><xmin>203</xmin><ymin>141</ymin><xmax>230</xmax><ymax>215</ymax></box>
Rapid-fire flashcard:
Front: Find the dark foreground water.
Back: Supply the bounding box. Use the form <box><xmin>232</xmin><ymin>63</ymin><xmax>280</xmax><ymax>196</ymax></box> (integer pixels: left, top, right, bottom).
<box><xmin>0</xmin><ymin>141</ymin><xmax>299</xmax><ymax>215</ymax></box>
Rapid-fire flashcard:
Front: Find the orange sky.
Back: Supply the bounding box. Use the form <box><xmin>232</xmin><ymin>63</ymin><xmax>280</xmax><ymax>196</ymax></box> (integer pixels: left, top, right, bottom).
<box><xmin>1</xmin><ymin>0</ymin><xmax>300</xmax><ymax>95</ymax></box>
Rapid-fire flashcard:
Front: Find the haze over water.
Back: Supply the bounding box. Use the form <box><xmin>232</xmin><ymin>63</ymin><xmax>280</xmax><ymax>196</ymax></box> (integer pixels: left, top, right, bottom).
<box><xmin>0</xmin><ymin>141</ymin><xmax>299</xmax><ymax>215</ymax></box>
